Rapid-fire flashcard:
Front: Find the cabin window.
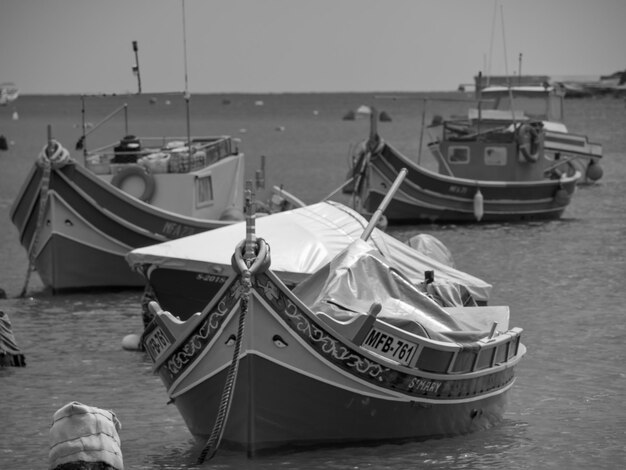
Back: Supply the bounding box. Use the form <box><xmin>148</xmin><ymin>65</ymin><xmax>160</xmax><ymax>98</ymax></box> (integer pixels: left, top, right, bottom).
<box><xmin>484</xmin><ymin>147</ymin><xmax>507</xmax><ymax>166</ymax></box>
<box><xmin>447</xmin><ymin>146</ymin><xmax>470</xmax><ymax>164</ymax></box>
<box><xmin>195</xmin><ymin>174</ymin><xmax>214</xmax><ymax>208</ymax></box>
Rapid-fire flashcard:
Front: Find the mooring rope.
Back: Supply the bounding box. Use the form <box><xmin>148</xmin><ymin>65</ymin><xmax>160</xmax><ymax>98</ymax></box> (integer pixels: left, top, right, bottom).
<box><xmin>19</xmin><ymin>140</ymin><xmax>70</xmax><ymax>297</ymax></box>
<box><xmin>197</xmin><ymin>183</ymin><xmax>256</xmax><ymax>464</ymax></box>
<box><xmin>196</xmin><ymin>270</ymin><xmax>250</xmax><ymax>464</ymax></box>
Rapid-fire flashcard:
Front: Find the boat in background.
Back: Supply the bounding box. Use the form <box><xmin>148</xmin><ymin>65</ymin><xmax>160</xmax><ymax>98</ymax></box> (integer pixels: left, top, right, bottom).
<box><xmin>127</xmin><ymin>200</ymin><xmax>492</xmax><ymax>324</ymax></box>
<box><xmin>141</xmin><ymin>197</ymin><xmax>525</xmax><ymax>459</ymax></box>
<box><xmin>475</xmin><ymin>79</ymin><xmax>603</xmax><ymax>184</ymax></box>
<box><xmin>346</xmin><ymin>105</ymin><xmax>580</xmax><ymax>224</ymax></box>
<box><xmin>10</xmin><ymin>101</ymin><xmax>304</xmax><ymax>293</ymax></box>
<box><xmin>0</xmin><ymin>82</ymin><xmax>19</xmax><ymax>106</ymax></box>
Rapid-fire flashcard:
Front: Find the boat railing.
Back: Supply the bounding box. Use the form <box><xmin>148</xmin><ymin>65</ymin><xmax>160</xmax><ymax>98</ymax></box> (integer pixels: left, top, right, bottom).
<box><xmin>83</xmin><ymin>135</ymin><xmax>237</xmax><ymax>175</ymax></box>
<box><xmin>317</xmin><ymin>304</ymin><xmax>523</xmax><ymax>375</ymax></box>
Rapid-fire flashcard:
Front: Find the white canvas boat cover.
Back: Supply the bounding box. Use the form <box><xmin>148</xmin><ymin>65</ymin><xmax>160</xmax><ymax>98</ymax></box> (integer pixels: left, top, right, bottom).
<box><xmin>126</xmin><ymin>201</ymin><xmax>492</xmax><ymax>302</ymax></box>
<box><xmin>295</xmin><ymin>239</ymin><xmax>491</xmax><ymax>343</ymax></box>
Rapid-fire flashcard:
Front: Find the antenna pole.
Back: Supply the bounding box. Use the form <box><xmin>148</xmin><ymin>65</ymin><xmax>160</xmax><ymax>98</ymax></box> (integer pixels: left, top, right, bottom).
<box><xmin>182</xmin><ymin>0</ymin><xmax>191</xmax><ymax>151</ymax></box>
<box><xmin>500</xmin><ymin>5</ymin><xmax>517</xmax><ymax>127</ymax></box>
<box><xmin>132</xmin><ymin>41</ymin><xmax>142</xmax><ymax>94</ymax></box>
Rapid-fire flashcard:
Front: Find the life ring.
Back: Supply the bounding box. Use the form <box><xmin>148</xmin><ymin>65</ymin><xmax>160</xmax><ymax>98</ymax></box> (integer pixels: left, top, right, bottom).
<box><xmin>517</xmin><ymin>124</ymin><xmax>540</xmax><ymax>163</ymax></box>
<box><xmin>111</xmin><ymin>164</ymin><xmax>155</xmax><ymax>203</ymax></box>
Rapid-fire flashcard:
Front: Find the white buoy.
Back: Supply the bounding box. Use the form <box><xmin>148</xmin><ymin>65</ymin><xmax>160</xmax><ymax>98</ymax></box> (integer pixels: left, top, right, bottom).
<box><xmin>121</xmin><ymin>333</ymin><xmax>142</xmax><ymax>351</ymax></box>
<box><xmin>12</xmin><ymin>111</ymin><xmax>19</xmax><ymax>120</ymax></box>
<box><xmin>473</xmin><ymin>188</ymin><xmax>484</xmax><ymax>221</ymax></box>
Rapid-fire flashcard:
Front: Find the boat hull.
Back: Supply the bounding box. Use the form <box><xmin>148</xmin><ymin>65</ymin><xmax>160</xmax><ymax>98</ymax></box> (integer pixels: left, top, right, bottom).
<box><xmin>36</xmin><ymin>232</ymin><xmax>144</xmax><ymax>290</ymax></box>
<box><xmin>10</xmin><ymin>155</ymin><xmax>239</xmax><ymax>291</ymax></box>
<box><xmin>147</xmin><ymin>267</ymin><xmax>523</xmax><ymax>457</ymax></box>
<box><xmin>359</xmin><ymin>143</ymin><xmax>578</xmax><ymax>224</ymax></box>
<box><xmin>174</xmin><ymin>353</ymin><xmax>510</xmax><ymax>455</ymax></box>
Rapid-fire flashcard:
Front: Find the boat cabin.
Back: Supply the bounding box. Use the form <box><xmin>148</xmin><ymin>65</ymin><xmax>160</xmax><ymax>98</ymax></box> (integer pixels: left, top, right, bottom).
<box><xmin>83</xmin><ymin>135</ymin><xmax>244</xmax><ymax>219</ymax></box>
<box><xmin>479</xmin><ymin>85</ymin><xmax>565</xmax><ymax>124</ymax></box>
<box><xmin>434</xmin><ymin>121</ymin><xmax>553</xmax><ymax>182</ymax></box>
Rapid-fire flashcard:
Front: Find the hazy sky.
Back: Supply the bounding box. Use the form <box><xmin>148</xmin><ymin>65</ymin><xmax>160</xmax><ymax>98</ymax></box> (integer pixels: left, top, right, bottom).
<box><xmin>2</xmin><ymin>0</ymin><xmax>624</xmax><ymax>94</ymax></box>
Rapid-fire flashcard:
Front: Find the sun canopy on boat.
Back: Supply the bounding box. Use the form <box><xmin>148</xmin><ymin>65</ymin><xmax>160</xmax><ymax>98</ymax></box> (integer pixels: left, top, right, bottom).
<box><xmin>126</xmin><ymin>201</ymin><xmax>492</xmax><ymax>302</ymax></box>
<box><xmin>295</xmin><ymin>239</ymin><xmax>491</xmax><ymax>343</ymax></box>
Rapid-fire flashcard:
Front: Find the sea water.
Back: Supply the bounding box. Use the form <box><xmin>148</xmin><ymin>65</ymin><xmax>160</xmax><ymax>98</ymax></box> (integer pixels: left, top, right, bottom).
<box><xmin>0</xmin><ymin>93</ymin><xmax>624</xmax><ymax>469</ymax></box>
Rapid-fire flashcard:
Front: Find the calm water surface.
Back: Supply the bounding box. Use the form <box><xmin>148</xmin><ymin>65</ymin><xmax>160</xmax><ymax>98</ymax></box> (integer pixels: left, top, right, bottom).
<box><xmin>1</xmin><ymin>93</ymin><xmax>624</xmax><ymax>469</ymax></box>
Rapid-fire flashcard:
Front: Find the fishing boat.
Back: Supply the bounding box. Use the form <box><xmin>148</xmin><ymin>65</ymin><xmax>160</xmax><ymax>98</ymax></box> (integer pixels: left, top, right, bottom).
<box><xmin>10</xmin><ymin>102</ymin><xmax>303</xmax><ymax>293</ymax></box>
<box><xmin>127</xmin><ymin>200</ymin><xmax>492</xmax><ymax>324</ymax></box>
<box><xmin>0</xmin><ymin>81</ymin><xmax>19</xmax><ymax>106</ymax></box>
<box><xmin>141</xmin><ymin>181</ymin><xmax>525</xmax><ymax>459</ymax></box>
<box><xmin>476</xmin><ymin>81</ymin><xmax>603</xmax><ymax>184</ymax></box>
<box><xmin>347</xmin><ymin>101</ymin><xmax>582</xmax><ymax>224</ymax></box>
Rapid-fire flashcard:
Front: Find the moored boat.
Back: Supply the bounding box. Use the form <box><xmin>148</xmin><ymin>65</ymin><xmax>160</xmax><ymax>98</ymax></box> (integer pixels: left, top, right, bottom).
<box><xmin>347</xmin><ymin>104</ymin><xmax>581</xmax><ymax>224</ymax></box>
<box><xmin>10</xmin><ymin>105</ymin><xmax>303</xmax><ymax>293</ymax></box>
<box><xmin>127</xmin><ymin>200</ymin><xmax>492</xmax><ymax>323</ymax></box>
<box><xmin>141</xmin><ymin>199</ymin><xmax>525</xmax><ymax>459</ymax></box>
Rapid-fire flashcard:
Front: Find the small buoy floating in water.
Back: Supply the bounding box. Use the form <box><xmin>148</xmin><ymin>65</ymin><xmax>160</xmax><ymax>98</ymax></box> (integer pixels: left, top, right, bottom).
<box><xmin>12</xmin><ymin>111</ymin><xmax>19</xmax><ymax>120</ymax></box>
<box><xmin>473</xmin><ymin>187</ymin><xmax>484</xmax><ymax>222</ymax></box>
<box><xmin>585</xmin><ymin>160</ymin><xmax>603</xmax><ymax>182</ymax></box>
<box><xmin>121</xmin><ymin>333</ymin><xmax>143</xmax><ymax>351</ymax></box>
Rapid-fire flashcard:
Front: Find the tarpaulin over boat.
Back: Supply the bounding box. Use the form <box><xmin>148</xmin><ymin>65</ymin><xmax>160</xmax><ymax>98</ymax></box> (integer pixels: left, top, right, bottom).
<box><xmin>126</xmin><ymin>201</ymin><xmax>492</xmax><ymax>302</ymax></box>
<box><xmin>295</xmin><ymin>239</ymin><xmax>491</xmax><ymax>343</ymax></box>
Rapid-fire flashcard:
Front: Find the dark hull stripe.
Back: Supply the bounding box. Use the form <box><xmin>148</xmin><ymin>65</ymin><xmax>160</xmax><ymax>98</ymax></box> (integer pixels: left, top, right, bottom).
<box><xmin>366</xmin><ymin>190</ymin><xmax>565</xmax><ymax>223</ymax></box>
<box><xmin>10</xmin><ymin>165</ymin><xmax>41</xmax><ymax>236</ymax></box>
<box><xmin>65</xmin><ymin>164</ymin><xmax>226</xmax><ymax>234</ymax></box>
